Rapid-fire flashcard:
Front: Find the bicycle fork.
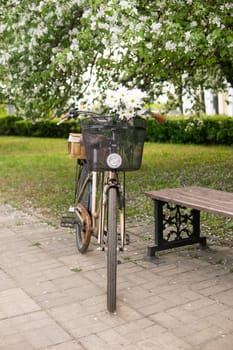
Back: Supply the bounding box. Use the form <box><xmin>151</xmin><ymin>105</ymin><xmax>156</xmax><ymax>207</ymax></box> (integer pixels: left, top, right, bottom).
<box><xmin>98</xmin><ymin>171</ymin><xmax>126</xmax><ymax>251</ymax></box>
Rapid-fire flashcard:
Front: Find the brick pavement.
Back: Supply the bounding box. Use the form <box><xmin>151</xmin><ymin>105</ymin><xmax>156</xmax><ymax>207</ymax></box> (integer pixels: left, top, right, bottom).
<box><xmin>1</xmin><ymin>201</ymin><xmax>233</xmax><ymax>349</ymax></box>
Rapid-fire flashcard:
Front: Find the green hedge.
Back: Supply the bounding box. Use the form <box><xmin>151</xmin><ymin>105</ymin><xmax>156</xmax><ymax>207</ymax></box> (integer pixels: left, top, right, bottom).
<box><xmin>0</xmin><ymin>115</ymin><xmax>232</xmax><ymax>145</ymax></box>
<box><xmin>145</xmin><ymin>115</ymin><xmax>233</xmax><ymax>145</ymax></box>
<box><xmin>0</xmin><ymin>116</ymin><xmax>81</xmax><ymax>138</ymax></box>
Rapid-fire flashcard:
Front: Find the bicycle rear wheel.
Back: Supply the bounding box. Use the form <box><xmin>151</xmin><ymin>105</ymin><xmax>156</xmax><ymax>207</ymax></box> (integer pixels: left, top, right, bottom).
<box><xmin>107</xmin><ymin>186</ymin><xmax>118</xmax><ymax>313</ymax></box>
<box><xmin>75</xmin><ymin>162</ymin><xmax>92</xmax><ymax>253</ymax></box>
<box><xmin>76</xmin><ymin>161</ymin><xmax>92</xmax><ymax>210</ymax></box>
<box><xmin>75</xmin><ymin>203</ymin><xmax>91</xmax><ymax>253</ymax></box>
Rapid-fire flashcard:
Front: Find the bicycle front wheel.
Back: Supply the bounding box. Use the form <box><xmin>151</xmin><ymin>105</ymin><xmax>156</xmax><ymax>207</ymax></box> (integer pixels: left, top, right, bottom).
<box><xmin>107</xmin><ymin>186</ymin><xmax>118</xmax><ymax>313</ymax></box>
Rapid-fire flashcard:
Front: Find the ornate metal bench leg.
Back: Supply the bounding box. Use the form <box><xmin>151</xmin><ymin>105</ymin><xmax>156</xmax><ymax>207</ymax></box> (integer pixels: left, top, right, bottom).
<box><xmin>146</xmin><ymin>200</ymin><xmax>207</xmax><ymax>260</ymax></box>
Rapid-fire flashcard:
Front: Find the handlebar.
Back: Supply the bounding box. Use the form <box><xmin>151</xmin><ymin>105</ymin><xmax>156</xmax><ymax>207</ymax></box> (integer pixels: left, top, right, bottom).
<box><xmin>57</xmin><ymin>109</ymin><xmax>166</xmax><ymax>125</ymax></box>
<box><xmin>56</xmin><ymin>109</ymin><xmax>102</xmax><ymax>125</ymax></box>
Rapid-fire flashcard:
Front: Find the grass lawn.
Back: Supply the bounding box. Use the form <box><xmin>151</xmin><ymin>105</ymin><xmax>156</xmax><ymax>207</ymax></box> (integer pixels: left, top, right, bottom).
<box><xmin>0</xmin><ymin>136</ymin><xmax>232</xmax><ymax>238</ymax></box>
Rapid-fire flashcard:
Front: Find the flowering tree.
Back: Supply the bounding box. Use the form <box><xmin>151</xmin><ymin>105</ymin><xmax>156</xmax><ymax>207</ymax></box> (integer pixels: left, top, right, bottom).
<box><xmin>0</xmin><ymin>0</ymin><xmax>233</xmax><ymax>118</ymax></box>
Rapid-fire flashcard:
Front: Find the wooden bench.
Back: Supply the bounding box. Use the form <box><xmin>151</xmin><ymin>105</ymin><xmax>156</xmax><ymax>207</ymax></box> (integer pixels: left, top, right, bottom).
<box><xmin>145</xmin><ymin>186</ymin><xmax>233</xmax><ymax>260</ymax></box>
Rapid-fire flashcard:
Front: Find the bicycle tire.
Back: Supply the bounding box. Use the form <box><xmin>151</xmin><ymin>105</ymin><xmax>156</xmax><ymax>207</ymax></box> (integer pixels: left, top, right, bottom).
<box><xmin>75</xmin><ymin>203</ymin><xmax>91</xmax><ymax>253</ymax></box>
<box><xmin>107</xmin><ymin>186</ymin><xmax>118</xmax><ymax>313</ymax></box>
<box><xmin>76</xmin><ymin>162</ymin><xmax>92</xmax><ymax>211</ymax></box>
<box><xmin>75</xmin><ymin>162</ymin><xmax>92</xmax><ymax>253</ymax></box>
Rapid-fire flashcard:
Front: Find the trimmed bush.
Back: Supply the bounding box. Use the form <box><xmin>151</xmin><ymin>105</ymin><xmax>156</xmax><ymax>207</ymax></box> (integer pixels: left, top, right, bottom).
<box><xmin>145</xmin><ymin>115</ymin><xmax>233</xmax><ymax>145</ymax></box>
<box><xmin>0</xmin><ymin>116</ymin><xmax>22</xmax><ymax>135</ymax></box>
<box><xmin>0</xmin><ymin>116</ymin><xmax>81</xmax><ymax>138</ymax></box>
<box><xmin>0</xmin><ymin>114</ymin><xmax>232</xmax><ymax>145</ymax></box>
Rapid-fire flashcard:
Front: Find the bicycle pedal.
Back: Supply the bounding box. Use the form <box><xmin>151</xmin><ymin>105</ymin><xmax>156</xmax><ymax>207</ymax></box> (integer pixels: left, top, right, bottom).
<box><xmin>60</xmin><ymin>216</ymin><xmax>78</xmax><ymax>228</ymax></box>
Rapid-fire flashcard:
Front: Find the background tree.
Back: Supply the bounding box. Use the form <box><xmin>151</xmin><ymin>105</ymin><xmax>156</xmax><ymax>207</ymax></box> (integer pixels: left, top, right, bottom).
<box><xmin>0</xmin><ymin>0</ymin><xmax>232</xmax><ymax>118</ymax></box>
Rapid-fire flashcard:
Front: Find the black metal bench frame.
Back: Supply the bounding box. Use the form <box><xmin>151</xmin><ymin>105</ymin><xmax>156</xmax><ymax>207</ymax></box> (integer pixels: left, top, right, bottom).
<box><xmin>145</xmin><ymin>187</ymin><xmax>233</xmax><ymax>260</ymax></box>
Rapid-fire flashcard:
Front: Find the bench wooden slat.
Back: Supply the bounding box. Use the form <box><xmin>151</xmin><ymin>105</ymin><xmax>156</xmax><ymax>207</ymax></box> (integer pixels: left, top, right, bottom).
<box><xmin>145</xmin><ymin>186</ymin><xmax>233</xmax><ymax>218</ymax></box>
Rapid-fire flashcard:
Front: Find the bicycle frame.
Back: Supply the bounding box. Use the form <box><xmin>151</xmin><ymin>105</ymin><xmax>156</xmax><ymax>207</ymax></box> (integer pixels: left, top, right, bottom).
<box><xmin>73</xmin><ymin>164</ymin><xmax>126</xmax><ymax>252</ymax></box>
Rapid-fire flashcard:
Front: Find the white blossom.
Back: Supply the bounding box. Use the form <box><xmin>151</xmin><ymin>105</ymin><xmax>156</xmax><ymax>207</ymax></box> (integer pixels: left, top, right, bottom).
<box><xmin>70</xmin><ymin>39</ymin><xmax>79</xmax><ymax>51</ymax></box>
<box><xmin>165</xmin><ymin>41</ymin><xmax>177</xmax><ymax>51</ymax></box>
<box><xmin>146</xmin><ymin>42</ymin><xmax>153</xmax><ymax>49</ymax></box>
<box><xmin>0</xmin><ymin>24</ymin><xmax>7</xmax><ymax>33</ymax></box>
<box><xmin>66</xmin><ymin>51</ymin><xmax>74</xmax><ymax>63</ymax></box>
<box><xmin>119</xmin><ymin>0</ymin><xmax>131</xmax><ymax>10</ymax></box>
<box><xmin>190</xmin><ymin>21</ymin><xmax>198</xmax><ymax>27</ymax></box>
<box><xmin>98</xmin><ymin>22</ymin><xmax>110</xmax><ymax>30</ymax></box>
<box><xmin>0</xmin><ymin>52</ymin><xmax>11</xmax><ymax>65</ymax></box>
<box><xmin>210</xmin><ymin>16</ymin><xmax>222</xmax><ymax>28</ymax></box>
<box><xmin>151</xmin><ymin>23</ymin><xmax>162</xmax><ymax>33</ymax></box>
<box><xmin>185</xmin><ymin>31</ymin><xmax>192</xmax><ymax>41</ymax></box>
<box><xmin>105</xmin><ymin>87</ymin><xmax>147</xmax><ymax>120</ymax></box>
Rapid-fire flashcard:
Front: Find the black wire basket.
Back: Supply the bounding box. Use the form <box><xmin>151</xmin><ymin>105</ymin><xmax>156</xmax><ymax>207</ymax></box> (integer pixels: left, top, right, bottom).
<box><xmin>81</xmin><ymin>116</ymin><xmax>146</xmax><ymax>171</ymax></box>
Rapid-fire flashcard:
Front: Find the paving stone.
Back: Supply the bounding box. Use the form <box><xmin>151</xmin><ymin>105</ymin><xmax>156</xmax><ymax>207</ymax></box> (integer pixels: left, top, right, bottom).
<box><xmin>165</xmin><ymin>305</ymin><xmax>200</xmax><ymax>323</ymax></box>
<box><xmin>0</xmin><ymin>269</ymin><xmax>16</xmax><ymax>291</ymax></box>
<box><xmin>0</xmin><ymin>288</ymin><xmax>40</xmax><ymax>319</ymax></box>
<box><xmin>98</xmin><ymin>328</ymin><xmax>131</xmax><ymax>347</ymax></box>
<box><xmin>183</xmin><ymin>324</ymin><xmax>226</xmax><ymax>347</ymax></box>
<box><xmin>152</xmin><ymin>331</ymin><xmax>193</xmax><ymax>350</ymax></box>
<box><xmin>206</xmin><ymin>311</ymin><xmax>233</xmax><ymax>332</ymax></box>
<box><xmin>150</xmin><ymin>311</ymin><xmax>186</xmax><ymax>330</ymax></box>
<box><xmin>41</xmin><ymin>341</ymin><xmax>85</xmax><ymax>350</ymax></box>
<box><xmin>0</xmin><ymin>335</ymin><xmax>33</xmax><ymax>350</ymax></box>
<box><xmin>115</xmin><ymin>322</ymin><xmax>166</xmax><ymax>345</ymax></box>
<box><xmin>138</xmin><ymin>297</ymin><xmax>180</xmax><ymax>316</ymax></box>
<box><xmin>79</xmin><ymin>334</ymin><xmax>122</xmax><ymax>350</ymax></box>
<box><xmin>201</xmin><ymin>333</ymin><xmax>233</xmax><ymax>350</ymax></box>
<box><xmin>0</xmin><ymin>311</ymin><xmax>71</xmax><ymax>349</ymax></box>
<box><xmin>199</xmin><ymin>283</ymin><xmax>233</xmax><ymax>297</ymax></box>
<box><xmin>211</xmin><ymin>288</ymin><xmax>233</xmax><ymax>306</ymax></box>
<box><xmin>174</xmin><ymin>317</ymin><xmax>214</xmax><ymax>339</ymax></box>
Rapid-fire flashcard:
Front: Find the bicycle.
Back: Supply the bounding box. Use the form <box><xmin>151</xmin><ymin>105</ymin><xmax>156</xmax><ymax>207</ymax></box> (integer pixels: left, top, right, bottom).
<box><xmin>59</xmin><ymin>109</ymin><xmax>166</xmax><ymax>311</ymax></box>
<box><xmin>58</xmin><ymin>108</ymin><xmax>146</xmax><ymax>312</ymax></box>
